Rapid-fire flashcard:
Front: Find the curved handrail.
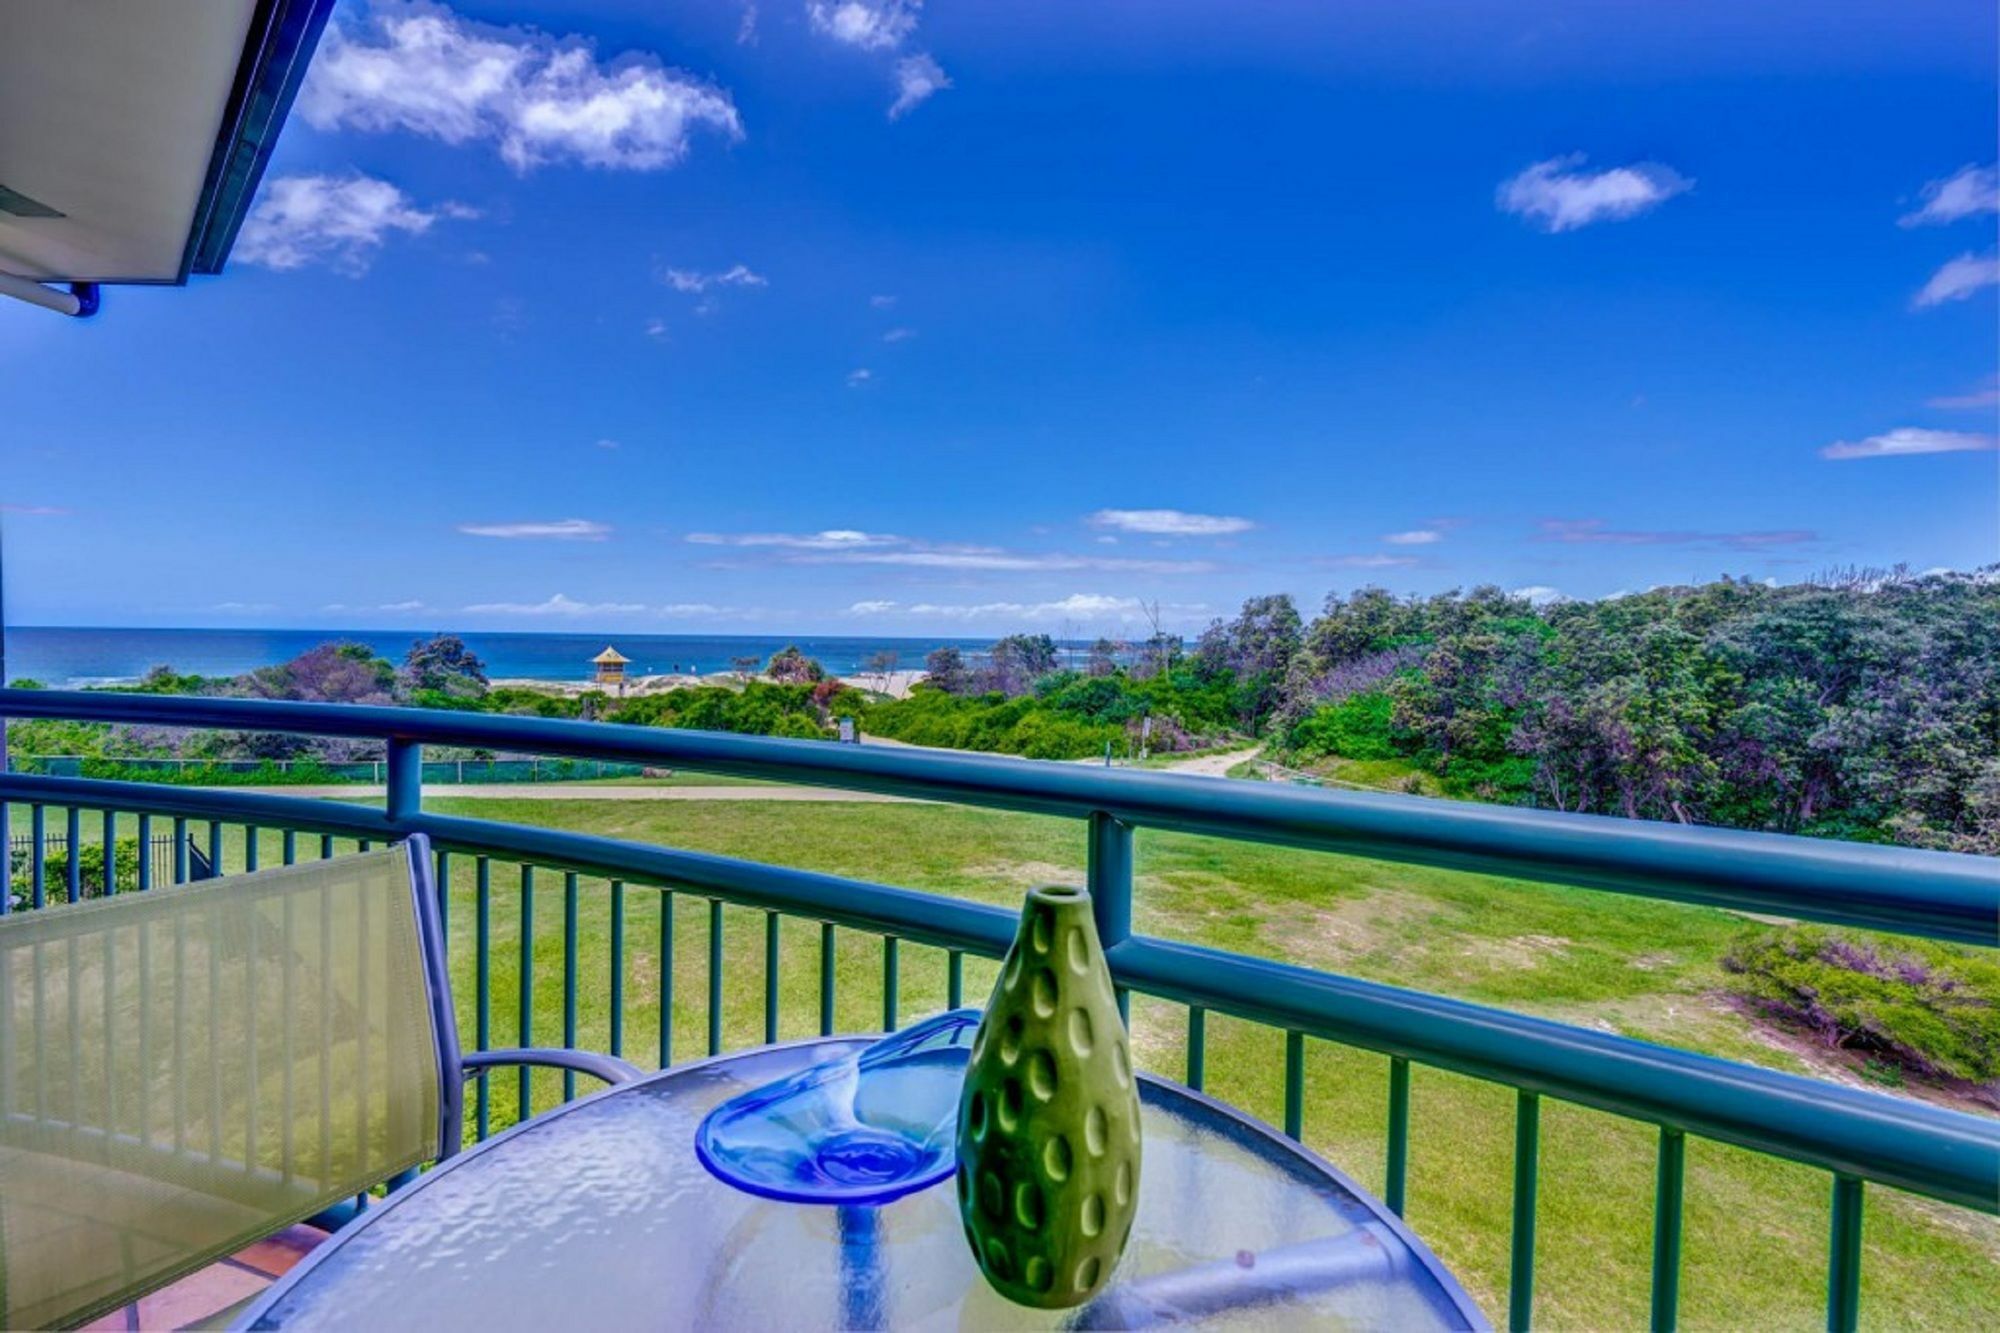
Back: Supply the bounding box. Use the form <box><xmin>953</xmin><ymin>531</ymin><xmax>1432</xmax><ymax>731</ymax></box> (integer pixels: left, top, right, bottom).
<box><xmin>4</xmin><ymin>689</ymin><xmax>1994</xmax><ymax>944</ymax></box>
<box><xmin>0</xmin><ymin>765</ymin><xmax>1995</xmax><ymax>1213</ymax></box>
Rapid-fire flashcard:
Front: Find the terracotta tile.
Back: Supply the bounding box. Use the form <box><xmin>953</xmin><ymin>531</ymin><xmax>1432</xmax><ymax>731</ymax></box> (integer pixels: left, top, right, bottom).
<box><xmin>229</xmin><ymin>1225</ymin><xmax>326</xmax><ymax>1279</ymax></box>
<box><xmin>132</xmin><ymin>1261</ymin><xmax>266</xmax><ymax>1331</ymax></box>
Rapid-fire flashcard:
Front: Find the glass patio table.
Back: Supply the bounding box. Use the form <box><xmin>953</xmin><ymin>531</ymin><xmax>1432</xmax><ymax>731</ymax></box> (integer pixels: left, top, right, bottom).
<box><xmin>239</xmin><ymin>1036</ymin><xmax>1486</xmax><ymax>1330</ymax></box>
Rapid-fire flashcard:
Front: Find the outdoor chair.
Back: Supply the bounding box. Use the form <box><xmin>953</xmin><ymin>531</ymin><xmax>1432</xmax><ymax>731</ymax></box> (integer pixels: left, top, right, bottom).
<box><xmin>0</xmin><ymin>833</ymin><xmax>638</xmax><ymax>1329</ymax></box>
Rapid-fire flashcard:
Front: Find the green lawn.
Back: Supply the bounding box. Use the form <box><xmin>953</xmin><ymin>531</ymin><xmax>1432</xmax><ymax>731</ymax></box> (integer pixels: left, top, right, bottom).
<box><xmin>10</xmin><ymin>797</ymin><xmax>1996</xmax><ymax>1329</ymax></box>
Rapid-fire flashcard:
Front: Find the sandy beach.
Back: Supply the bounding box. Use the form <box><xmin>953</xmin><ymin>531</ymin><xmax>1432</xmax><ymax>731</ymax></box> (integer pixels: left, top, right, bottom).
<box><xmin>487</xmin><ymin>669</ymin><xmax>929</xmax><ymax>699</ymax></box>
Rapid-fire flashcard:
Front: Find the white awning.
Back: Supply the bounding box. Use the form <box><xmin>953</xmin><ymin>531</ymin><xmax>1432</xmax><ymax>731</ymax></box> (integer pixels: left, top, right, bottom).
<box><xmin>0</xmin><ymin>0</ymin><xmax>333</xmax><ymax>295</ymax></box>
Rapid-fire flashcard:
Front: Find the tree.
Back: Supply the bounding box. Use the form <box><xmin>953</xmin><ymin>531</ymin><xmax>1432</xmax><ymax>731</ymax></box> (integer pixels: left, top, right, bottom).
<box><xmin>863</xmin><ymin>648</ymin><xmax>900</xmax><ymax>695</ymax></box>
<box><xmin>404</xmin><ymin>635</ymin><xmax>488</xmax><ymax>697</ymax></box>
<box><xmin>1086</xmin><ymin>638</ymin><xmax>1121</xmax><ymax>678</ymax></box>
<box><xmin>730</xmin><ymin>655</ymin><xmax>761</xmax><ymax>683</ymax></box>
<box><xmin>765</xmin><ymin>645</ymin><xmax>826</xmax><ymax>684</ymax></box>
<box><xmin>924</xmin><ymin>645</ymin><xmax>969</xmax><ymax>694</ymax></box>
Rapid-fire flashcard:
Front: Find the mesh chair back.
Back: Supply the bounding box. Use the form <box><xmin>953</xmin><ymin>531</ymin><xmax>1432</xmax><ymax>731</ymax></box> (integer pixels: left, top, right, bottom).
<box><xmin>0</xmin><ymin>843</ymin><xmax>445</xmax><ymax>1329</ymax></box>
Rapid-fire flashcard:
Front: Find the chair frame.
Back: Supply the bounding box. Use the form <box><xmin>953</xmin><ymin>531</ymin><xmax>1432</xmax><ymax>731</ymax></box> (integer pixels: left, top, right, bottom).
<box><xmin>402</xmin><ymin>833</ymin><xmax>641</xmax><ymax>1162</ymax></box>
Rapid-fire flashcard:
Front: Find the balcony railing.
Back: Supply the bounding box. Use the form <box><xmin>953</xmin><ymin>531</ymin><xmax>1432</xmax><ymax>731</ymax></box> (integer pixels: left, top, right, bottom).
<box><xmin>1</xmin><ymin>688</ymin><xmax>1995</xmax><ymax>1331</ymax></box>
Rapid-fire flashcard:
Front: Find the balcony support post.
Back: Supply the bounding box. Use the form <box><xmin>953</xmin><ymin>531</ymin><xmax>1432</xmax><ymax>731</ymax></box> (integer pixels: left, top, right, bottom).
<box><xmin>384</xmin><ymin>738</ymin><xmax>422</xmax><ymax>828</ymax></box>
<box><xmin>1087</xmin><ymin>810</ymin><xmax>1134</xmax><ymax>1025</ymax></box>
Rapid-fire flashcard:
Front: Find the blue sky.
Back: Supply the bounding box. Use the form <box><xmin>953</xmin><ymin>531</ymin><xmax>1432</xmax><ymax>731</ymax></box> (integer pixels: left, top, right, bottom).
<box><xmin>3</xmin><ymin>0</ymin><xmax>1996</xmax><ymax>637</ymax></box>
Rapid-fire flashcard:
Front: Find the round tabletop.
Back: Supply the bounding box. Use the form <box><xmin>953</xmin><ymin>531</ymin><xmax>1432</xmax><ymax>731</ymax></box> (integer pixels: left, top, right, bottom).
<box><xmin>241</xmin><ymin>1037</ymin><xmax>1485</xmax><ymax>1331</ymax></box>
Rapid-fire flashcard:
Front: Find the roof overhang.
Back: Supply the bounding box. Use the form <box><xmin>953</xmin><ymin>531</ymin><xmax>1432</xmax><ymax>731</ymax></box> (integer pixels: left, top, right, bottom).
<box><xmin>0</xmin><ymin>0</ymin><xmax>336</xmax><ymax>309</ymax></box>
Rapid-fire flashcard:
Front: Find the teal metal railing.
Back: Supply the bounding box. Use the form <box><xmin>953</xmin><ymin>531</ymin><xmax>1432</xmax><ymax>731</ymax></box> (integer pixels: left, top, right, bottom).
<box><xmin>0</xmin><ymin>689</ymin><xmax>1995</xmax><ymax>1331</ymax></box>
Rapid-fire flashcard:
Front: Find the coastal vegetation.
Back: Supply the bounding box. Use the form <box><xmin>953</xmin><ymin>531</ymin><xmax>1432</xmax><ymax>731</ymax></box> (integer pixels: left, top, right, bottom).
<box><xmin>11</xmin><ymin>568</ymin><xmax>1998</xmax><ymax>856</ymax></box>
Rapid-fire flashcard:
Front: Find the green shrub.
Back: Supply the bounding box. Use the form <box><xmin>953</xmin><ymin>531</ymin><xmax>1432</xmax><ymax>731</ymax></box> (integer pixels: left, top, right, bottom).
<box><xmin>1721</xmin><ymin>926</ymin><xmax>2000</xmax><ymax>1085</ymax></box>
<box><xmin>9</xmin><ymin>838</ymin><xmax>143</xmax><ymax>906</ymax></box>
<box><xmin>1285</xmin><ymin>690</ymin><xmax>1399</xmax><ymax>760</ymax></box>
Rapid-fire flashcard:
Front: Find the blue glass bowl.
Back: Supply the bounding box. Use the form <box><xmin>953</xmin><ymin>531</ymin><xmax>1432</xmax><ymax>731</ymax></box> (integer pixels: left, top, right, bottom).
<box><xmin>695</xmin><ymin>1008</ymin><xmax>982</xmax><ymax>1205</ymax></box>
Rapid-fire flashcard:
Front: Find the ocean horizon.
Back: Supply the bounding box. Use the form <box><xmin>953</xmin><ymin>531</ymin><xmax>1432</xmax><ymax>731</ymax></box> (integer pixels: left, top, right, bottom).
<box><xmin>1</xmin><ymin>626</ymin><xmax>1022</xmax><ymax>689</ymax></box>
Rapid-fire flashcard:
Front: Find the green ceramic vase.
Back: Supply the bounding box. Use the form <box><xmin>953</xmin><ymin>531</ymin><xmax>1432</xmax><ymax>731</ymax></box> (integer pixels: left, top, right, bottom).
<box><xmin>955</xmin><ymin>884</ymin><xmax>1141</xmax><ymax>1308</ymax></box>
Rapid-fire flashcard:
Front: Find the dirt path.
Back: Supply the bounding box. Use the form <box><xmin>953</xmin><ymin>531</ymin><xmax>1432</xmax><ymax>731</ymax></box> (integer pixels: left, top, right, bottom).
<box><xmin>1151</xmin><ymin>746</ymin><xmax>1261</xmax><ymax>778</ymax></box>
<box><xmin>229</xmin><ymin>783</ymin><xmax>917</xmax><ymax>803</ymax></box>
<box><xmin>226</xmin><ymin>744</ymin><xmax>1264</xmax><ymax>803</ymax></box>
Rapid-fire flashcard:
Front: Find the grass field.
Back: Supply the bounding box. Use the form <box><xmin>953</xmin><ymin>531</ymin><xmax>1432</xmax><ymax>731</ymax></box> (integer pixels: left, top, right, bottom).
<box><xmin>9</xmin><ymin>794</ymin><xmax>1996</xmax><ymax>1328</ymax></box>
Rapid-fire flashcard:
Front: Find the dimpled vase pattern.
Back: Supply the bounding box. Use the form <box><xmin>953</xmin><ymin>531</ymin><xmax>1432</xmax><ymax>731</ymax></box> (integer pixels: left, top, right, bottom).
<box><xmin>955</xmin><ymin>885</ymin><xmax>1141</xmax><ymax>1308</ymax></box>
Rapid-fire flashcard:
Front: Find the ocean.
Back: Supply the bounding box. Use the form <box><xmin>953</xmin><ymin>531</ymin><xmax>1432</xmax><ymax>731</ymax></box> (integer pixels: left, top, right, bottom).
<box><xmin>2</xmin><ymin>627</ymin><xmax>1014</xmax><ymax>689</ymax></box>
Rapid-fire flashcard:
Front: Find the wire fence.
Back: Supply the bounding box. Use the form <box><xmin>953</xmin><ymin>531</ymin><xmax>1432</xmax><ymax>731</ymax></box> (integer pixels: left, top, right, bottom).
<box><xmin>17</xmin><ymin>756</ymin><xmax>652</xmax><ymax>785</ymax></box>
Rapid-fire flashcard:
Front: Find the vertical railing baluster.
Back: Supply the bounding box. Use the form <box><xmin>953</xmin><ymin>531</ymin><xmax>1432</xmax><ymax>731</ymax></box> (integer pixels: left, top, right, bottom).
<box><xmin>819</xmin><ymin>923</ymin><xmax>837</xmax><ymax>1036</ymax></box>
<box><xmin>244</xmin><ymin>824</ymin><xmax>258</xmax><ymax>874</ymax></box>
<box><xmin>518</xmin><ymin>865</ymin><xmax>534</xmax><ymax>1122</ymax></box>
<box><xmin>1283</xmin><ymin>1030</ymin><xmax>1305</xmax><ymax>1139</ymax></box>
<box><xmin>1510</xmin><ymin>1091</ymin><xmax>1542</xmax><ymax>1332</ymax></box>
<box><xmin>175</xmin><ymin>817</ymin><xmax>190</xmax><ymax>884</ymax></box>
<box><xmin>65</xmin><ymin>805</ymin><xmax>81</xmax><ymax>901</ymax></box>
<box><xmin>947</xmin><ymin>950</ymin><xmax>964</xmax><ymax>1009</ymax></box>
<box><xmin>319</xmin><ymin>834</ymin><xmax>333</xmax><ymax>861</ymax></box>
<box><xmin>707</xmin><ymin>899</ymin><xmax>724</xmax><ymax>1056</ymax></box>
<box><xmin>435</xmin><ymin>849</ymin><xmax>450</xmax><ymax>941</ymax></box>
<box><xmin>1186</xmin><ymin>1006</ymin><xmax>1206</xmax><ymax>1090</ymax></box>
<box><xmin>1086</xmin><ymin>812</ymin><xmax>1134</xmax><ymax>1026</ymax></box>
<box><xmin>0</xmin><ymin>796</ymin><xmax>9</xmax><ymax>915</ymax></box>
<box><xmin>101</xmin><ymin>808</ymin><xmax>116</xmax><ymax>895</ymax></box>
<box><xmin>282</xmin><ymin>829</ymin><xmax>296</xmax><ymax>867</ymax></box>
<box><xmin>659</xmin><ymin>890</ymin><xmax>675</xmax><ymax>1069</ymax></box>
<box><xmin>764</xmin><ymin>911</ymin><xmax>781</xmax><ymax>1044</ymax></box>
<box><xmin>1651</xmin><ymin>1127</ymin><xmax>1685</xmax><ymax>1332</ymax></box>
<box><xmin>475</xmin><ymin>857</ymin><xmax>491</xmax><ymax>1140</ymax></box>
<box><xmin>138</xmin><ymin>813</ymin><xmax>153</xmax><ymax>891</ymax></box>
<box><xmin>1386</xmin><ymin>1057</ymin><xmax>1412</xmax><ymax>1216</ymax></box>
<box><xmin>1827</xmin><ymin>1175</ymin><xmax>1865</xmax><ymax>1333</ymax></box>
<box><xmin>31</xmin><ymin>804</ymin><xmax>46</xmax><ymax>907</ymax></box>
<box><xmin>609</xmin><ymin>880</ymin><xmax>625</xmax><ymax>1059</ymax></box>
<box><xmin>562</xmin><ymin>872</ymin><xmax>578</xmax><ymax>1101</ymax></box>
<box><xmin>207</xmin><ymin>821</ymin><xmax>222</xmax><ymax>877</ymax></box>
<box><xmin>882</xmin><ymin>936</ymin><xmax>899</xmax><ymax>1032</ymax></box>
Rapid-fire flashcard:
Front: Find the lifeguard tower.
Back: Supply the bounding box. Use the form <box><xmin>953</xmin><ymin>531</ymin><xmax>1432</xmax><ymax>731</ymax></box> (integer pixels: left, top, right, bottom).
<box><xmin>592</xmin><ymin>646</ymin><xmax>631</xmax><ymax>693</ymax></box>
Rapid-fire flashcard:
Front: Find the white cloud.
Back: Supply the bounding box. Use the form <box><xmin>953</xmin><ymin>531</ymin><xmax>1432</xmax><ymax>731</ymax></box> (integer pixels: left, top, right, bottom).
<box><xmin>688</xmin><ymin>529</ymin><xmax>902</xmax><ymax>550</ymax></box>
<box><xmin>889</xmin><ymin>53</ymin><xmax>950</xmax><ymax>119</ymax></box>
<box><xmin>1323</xmin><ymin>554</ymin><xmax>1420</xmax><ymax>569</ymax></box>
<box><xmin>1512</xmin><ymin>586</ymin><xmax>1564</xmax><ymax>605</ymax></box>
<box><xmin>807</xmin><ymin>1</ymin><xmax>920</xmax><ymax>51</ymax></box>
<box><xmin>643</xmin><ymin>317</ymin><xmax>669</xmax><ymax>340</ymax></box>
<box><xmin>236</xmin><ymin>173</ymin><xmax>459</xmax><ymax>273</ymax></box>
<box><xmin>1928</xmin><ymin>375</ymin><xmax>2000</xmax><ymax>410</ymax></box>
<box><xmin>737</xmin><ymin>3</ymin><xmax>760</xmax><ymax>45</ymax></box>
<box><xmin>594</xmin><ymin>438</ymin><xmax>620</xmax><ymax>450</ymax></box>
<box><xmin>1535</xmin><ymin>518</ymin><xmax>1815</xmax><ymax>548</ymax></box>
<box><xmin>657</xmin><ymin>263</ymin><xmax>767</xmax><ymax>293</ymax></box>
<box><xmin>904</xmin><ymin>593</ymin><xmax>1206</xmax><ymax>624</ymax></box>
<box><xmin>463</xmin><ymin>592</ymin><xmax>646</xmax><ymax>616</ymax></box>
<box><xmin>1383</xmin><ymin>529</ymin><xmax>1442</xmax><ymax>545</ymax></box>
<box><xmin>301</xmin><ymin>3</ymin><xmax>742</xmax><ymax>172</ymax></box>
<box><xmin>811</xmin><ymin>549</ymin><xmax>1215</xmax><ymax>574</ymax></box>
<box><xmin>1820</xmin><ymin>427</ymin><xmax>1998</xmax><ymax>461</ymax></box>
<box><xmin>378</xmin><ymin>599</ymin><xmax>430</xmax><ymax>612</ymax></box>
<box><xmin>659</xmin><ymin>602</ymin><xmax>727</xmax><ymax>616</ymax></box>
<box><xmin>870</xmin><ymin>294</ymin><xmax>897</xmax><ymax>308</ymax></box>
<box><xmin>688</xmin><ymin>526</ymin><xmax>1212</xmax><ymax>573</ymax></box>
<box><xmin>1912</xmin><ymin>252</ymin><xmax>2000</xmax><ymax>308</ymax></box>
<box><xmin>457</xmin><ymin>518</ymin><xmax>611</xmax><ymax>540</ymax></box>
<box><xmin>1899</xmin><ymin>165</ymin><xmax>1999</xmax><ymax>227</ymax></box>
<box><xmin>210</xmin><ymin>601</ymin><xmax>277</xmax><ymax>614</ymax></box>
<box><xmin>0</xmin><ymin>503</ymin><xmax>68</xmax><ymax>516</ymax></box>
<box><xmin>1497</xmin><ymin>154</ymin><xmax>1693</xmax><ymax>232</ymax></box>
<box><xmin>847</xmin><ymin>367</ymin><xmax>875</xmax><ymax>387</ymax></box>
<box><xmin>846</xmin><ymin>599</ymin><xmax>899</xmax><ymax>614</ymax></box>
<box><xmin>1089</xmin><ymin>508</ymin><xmax>1255</xmax><ymax>536</ymax></box>
<box><xmin>882</xmin><ymin>327</ymin><xmax>916</xmax><ymax>343</ymax></box>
